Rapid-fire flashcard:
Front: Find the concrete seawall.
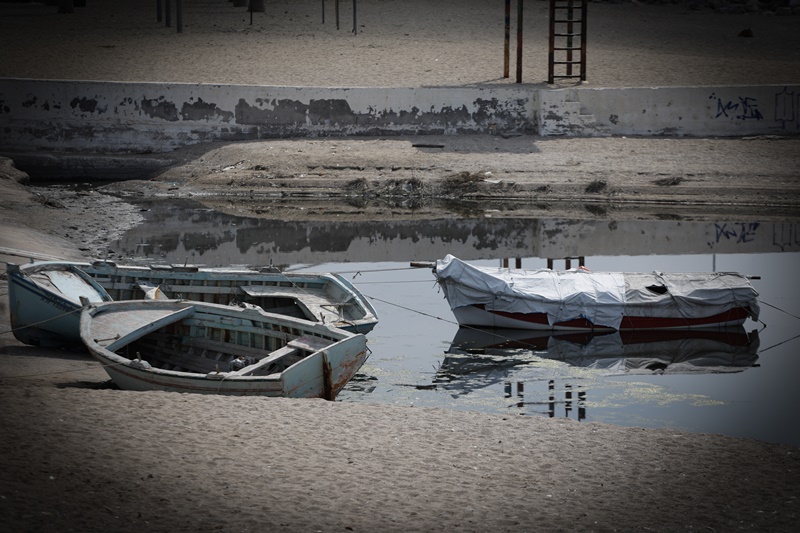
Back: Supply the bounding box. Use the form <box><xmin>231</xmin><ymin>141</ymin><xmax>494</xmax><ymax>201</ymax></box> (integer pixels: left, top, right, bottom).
<box><xmin>1</xmin><ymin>78</ymin><xmax>798</xmax><ymax>155</ymax></box>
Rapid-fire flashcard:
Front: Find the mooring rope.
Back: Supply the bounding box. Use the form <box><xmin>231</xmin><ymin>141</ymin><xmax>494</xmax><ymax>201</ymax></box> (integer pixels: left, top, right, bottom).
<box><xmin>0</xmin><ymin>306</ymin><xmax>82</xmax><ymax>337</ymax></box>
<box><xmin>759</xmin><ymin>299</ymin><xmax>800</xmax><ymax>322</ymax></box>
<box><xmin>361</xmin><ymin>290</ymin><xmax>552</xmax><ymax>352</ymax></box>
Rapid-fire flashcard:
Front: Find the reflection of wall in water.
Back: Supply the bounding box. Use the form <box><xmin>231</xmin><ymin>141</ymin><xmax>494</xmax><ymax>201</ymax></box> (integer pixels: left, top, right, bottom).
<box><xmin>114</xmin><ymin>204</ymin><xmax>799</xmax><ymax>266</ymax></box>
<box><xmin>538</xmin><ymin>219</ymin><xmax>799</xmax><ymax>257</ymax></box>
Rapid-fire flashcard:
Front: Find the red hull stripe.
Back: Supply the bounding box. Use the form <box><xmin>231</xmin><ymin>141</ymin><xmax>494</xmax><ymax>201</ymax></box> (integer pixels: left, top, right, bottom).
<box><xmin>473</xmin><ymin>304</ymin><xmax>750</xmax><ymax>330</ymax></box>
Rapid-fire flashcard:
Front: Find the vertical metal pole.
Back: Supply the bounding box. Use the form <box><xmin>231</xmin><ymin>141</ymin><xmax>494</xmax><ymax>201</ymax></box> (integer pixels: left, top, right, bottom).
<box><xmin>353</xmin><ymin>0</ymin><xmax>357</xmax><ymax>35</ymax></box>
<box><xmin>565</xmin><ymin>383</ymin><xmax>572</xmax><ymax>417</ymax></box>
<box><xmin>176</xmin><ymin>0</ymin><xmax>183</xmax><ymax>33</ymax></box>
<box><xmin>580</xmin><ymin>0</ymin><xmax>588</xmax><ymax>81</ymax></box>
<box><xmin>515</xmin><ymin>257</ymin><xmax>521</xmax><ymax>269</ymax></box>
<box><xmin>322</xmin><ymin>0</ymin><xmax>325</xmax><ymax>23</ymax></box>
<box><xmin>335</xmin><ymin>0</ymin><xmax>340</xmax><ymax>30</ymax></box>
<box><xmin>157</xmin><ymin>0</ymin><xmax>163</xmax><ymax>23</ymax></box>
<box><xmin>566</xmin><ymin>0</ymin><xmax>574</xmax><ymax>78</ymax></box>
<box><xmin>515</xmin><ymin>0</ymin><xmax>523</xmax><ymax>83</ymax></box>
<box><xmin>165</xmin><ymin>0</ymin><xmax>171</xmax><ymax>27</ymax></box>
<box><xmin>548</xmin><ymin>0</ymin><xmax>555</xmax><ymax>84</ymax></box>
<box><xmin>250</xmin><ymin>0</ymin><xmax>253</xmax><ymax>25</ymax></box>
<box><xmin>503</xmin><ymin>0</ymin><xmax>510</xmax><ymax>78</ymax></box>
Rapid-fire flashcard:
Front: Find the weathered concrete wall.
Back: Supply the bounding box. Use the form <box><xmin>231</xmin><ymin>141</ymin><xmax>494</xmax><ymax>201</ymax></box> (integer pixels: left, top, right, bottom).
<box><xmin>539</xmin><ymin>85</ymin><xmax>800</xmax><ymax>137</ymax></box>
<box><xmin>0</xmin><ymin>78</ymin><xmax>536</xmax><ymax>153</ymax></box>
<box><xmin>2</xmin><ymin>78</ymin><xmax>798</xmax><ymax>155</ymax></box>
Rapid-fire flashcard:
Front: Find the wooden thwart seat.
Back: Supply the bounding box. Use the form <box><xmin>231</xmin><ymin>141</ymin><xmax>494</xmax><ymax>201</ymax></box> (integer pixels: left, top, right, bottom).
<box><xmin>228</xmin><ymin>335</ymin><xmax>330</xmax><ymax>376</ymax></box>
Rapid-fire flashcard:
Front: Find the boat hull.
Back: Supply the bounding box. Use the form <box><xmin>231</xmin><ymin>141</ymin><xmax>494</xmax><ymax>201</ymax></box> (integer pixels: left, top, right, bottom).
<box><xmin>6</xmin><ymin>262</ymin><xmax>111</xmax><ymax>347</ymax></box>
<box><xmin>81</xmin><ymin>300</ymin><xmax>369</xmax><ymax>398</ymax></box>
<box><xmin>435</xmin><ymin>255</ymin><xmax>760</xmax><ymax>332</ymax></box>
<box><xmin>453</xmin><ymin>303</ymin><xmax>752</xmax><ymax>331</ymax></box>
<box><xmin>6</xmin><ymin>260</ymin><xmax>378</xmax><ymax>348</ymax></box>
<box><xmin>79</xmin><ymin>260</ymin><xmax>379</xmax><ymax>334</ymax></box>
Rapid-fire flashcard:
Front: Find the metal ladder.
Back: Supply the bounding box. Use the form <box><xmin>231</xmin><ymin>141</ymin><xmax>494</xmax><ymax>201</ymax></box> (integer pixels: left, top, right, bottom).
<box><xmin>548</xmin><ymin>0</ymin><xmax>588</xmax><ymax>83</ymax></box>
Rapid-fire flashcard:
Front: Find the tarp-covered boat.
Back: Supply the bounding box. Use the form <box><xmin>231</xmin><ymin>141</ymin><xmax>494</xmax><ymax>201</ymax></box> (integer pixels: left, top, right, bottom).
<box><xmin>434</xmin><ymin>255</ymin><xmax>760</xmax><ymax>331</ymax></box>
<box><xmin>80</xmin><ymin>299</ymin><xmax>369</xmax><ymax>398</ymax></box>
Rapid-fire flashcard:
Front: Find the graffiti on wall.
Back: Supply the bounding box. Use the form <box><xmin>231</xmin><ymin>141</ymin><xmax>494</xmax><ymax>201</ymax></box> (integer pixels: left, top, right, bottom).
<box><xmin>772</xmin><ymin>223</ymin><xmax>800</xmax><ymax>252</ymax></box>
<box><xmin>715</xmin><ymin>222</ymin><xmax>761</xmax><ymax>244</ymax></box>
<box><xmin>709</xmin><ymin>93</ymin><xmax>764</xmax><ymax>121</ymax></box>
<box><xmin>774</xmin><ymin>87</ymin><xmax>796</xmax><ymax>130</ymax></box>
<box><xmin>714</xmin><ymin>222</ymin><xmax>800</xmax><ymax>252</ymax></box>
<box><xmin>709</xmin><ymin>87</ymin><xmax>800</xmax><ymax>130</ymax></box>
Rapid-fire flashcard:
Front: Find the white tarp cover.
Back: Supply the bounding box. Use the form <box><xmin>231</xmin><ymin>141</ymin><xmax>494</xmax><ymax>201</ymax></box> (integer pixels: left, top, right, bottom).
<box><xmin>435</xmin><ymin>255</ymin><xmax>759</xmax><ymax>330</ymax></box>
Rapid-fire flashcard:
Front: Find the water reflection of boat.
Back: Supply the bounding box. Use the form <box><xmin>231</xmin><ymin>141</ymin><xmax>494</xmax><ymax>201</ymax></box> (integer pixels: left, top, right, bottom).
<box><xmin>433</xmin><ymin>255</ymin><xmax>760</xmax><ymax>331</ymax></box>
<box><xmin>439</xmin><ymin>326</ymin><xmax>760</xmax><ymax>382</ymax></box>
<box><xmin>7</xmin><ymin>260</ymin><xmax>378</xmax><ymax>347</ymax></box>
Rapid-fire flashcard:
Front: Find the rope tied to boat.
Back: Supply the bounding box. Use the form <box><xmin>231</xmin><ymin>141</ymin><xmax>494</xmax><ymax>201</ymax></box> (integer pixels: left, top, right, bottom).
<box><xmin>0</xmin><ymin>306</ymin><xmax>83</xmax><ymax>337</ymax></box>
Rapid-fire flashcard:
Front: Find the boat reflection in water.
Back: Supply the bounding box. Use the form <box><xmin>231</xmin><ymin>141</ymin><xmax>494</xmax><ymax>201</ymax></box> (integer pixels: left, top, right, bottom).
<box><xmin>436</xmin><ymin>327</ymin><xmax>760</xmax><ymax>419</ymax></box>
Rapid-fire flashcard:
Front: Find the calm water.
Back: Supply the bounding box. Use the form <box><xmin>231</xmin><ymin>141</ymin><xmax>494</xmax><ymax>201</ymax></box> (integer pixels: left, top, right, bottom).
<box><xmin>107</xmin><ymin>200</ymin><xmax>800</xmax><ymax>446</ymax></box>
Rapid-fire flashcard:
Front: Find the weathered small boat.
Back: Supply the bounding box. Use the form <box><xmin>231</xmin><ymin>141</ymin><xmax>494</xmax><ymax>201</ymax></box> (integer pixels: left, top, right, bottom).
<box><xmin>80</xmin><ymin>299</ymin><xmax>369</xmax><ymax>398</ymax></box>
<box><xmin>6</xmin><ymin>262</ymin><xmax>113</xmax><ymax>347</ymax></box>
<box><xmin>6</xmin><ymin>259</ymin><xmax>378</xmax><ymax>347</ymax></box>
<box><xmin>432</xmin><ymin>255</ymin><xmax>760</xmax><ymax>331</ymax></box>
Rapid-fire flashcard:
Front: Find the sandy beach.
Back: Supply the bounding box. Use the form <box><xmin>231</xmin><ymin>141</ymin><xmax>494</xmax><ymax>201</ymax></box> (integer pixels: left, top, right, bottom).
<box><xmin>2</xmin><ymin>1</ymin><xmax>800</xmax><ymax>531</ymax></box>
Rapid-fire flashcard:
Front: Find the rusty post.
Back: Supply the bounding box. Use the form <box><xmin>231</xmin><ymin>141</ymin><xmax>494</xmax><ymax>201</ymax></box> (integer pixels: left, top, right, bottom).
<box><xmin>565</xmin><ymin>257</ymin><xmax>572</xmax><ymax>270</ymax></box>
<box><xmin>322</xmin><ymin>352</ymin><xmax>333</xmax><ymax>401</ymax></box>
<box><xmin>516</xmin><ymin>0</ymin><xmax>523</xmax><ymax>83</ymax></box>
<box><xmin>176</xmin><ymin>0</ymin><xmax>183</xmax><ymax>33</ymax></box>
<box><xmin>157</xmin><ymin>0</ymin><xmax>162</xmax><ymax>22</ymax></box>
<box><xmin>503</xmin><ymin>0</ymin><xmax>510</xmax><ymax>78</ymax></box>
<box><xmin>335</xmin><ymin>0</ymin><xmax>340</xmax><ymax>30</ymax></box>
<box><xmin>353</xmin><ymin>0</ymin><xmax>357</xmax><ymax>35</ymax></box>
<box><xmin>547</xmin><ymin>258</ymin><xmax>553</xmax><ymax>270</ymax></box>
<box><xmin>515</xmin><ymin>257</ymin><xmax>522</xmax><ymax>269</ymax></box>
<box><xmin>165</xmin><ymin>0</ymin><xmax>171</xmax><ymax>27</ymax></box>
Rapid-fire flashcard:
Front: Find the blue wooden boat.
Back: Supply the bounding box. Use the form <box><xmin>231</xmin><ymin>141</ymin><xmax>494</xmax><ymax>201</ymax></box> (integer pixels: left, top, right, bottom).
<box><xmin>6</xmin><ymin>259</ymin><xmax>378</xmax><ymax>347</ymax></box>
<box><xmin>80</xmin><ymin>299</ymin><xmax>369</xmax><ymax>398</ymax></box>
<box><xmin>76</xmin><ymin>260</ymin><xmax>378</xmax><ymax>334</ymax></box>
<box><xmin>6</xmin><ymin>262</ymin><xmax>112</xmax><ymax>347</ymax></box>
